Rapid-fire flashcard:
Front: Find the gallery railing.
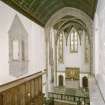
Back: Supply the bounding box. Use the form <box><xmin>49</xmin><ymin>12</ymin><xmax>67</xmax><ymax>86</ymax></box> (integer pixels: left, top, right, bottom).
<box><xmin>48</xmin><ymin>92</ymin><xmax>90</xmax><ymax>105</ymax></box>
<box><xmin>0</xmin><ymin>71</ymin><xmax>46</xmax><ymax>105</ymax></box>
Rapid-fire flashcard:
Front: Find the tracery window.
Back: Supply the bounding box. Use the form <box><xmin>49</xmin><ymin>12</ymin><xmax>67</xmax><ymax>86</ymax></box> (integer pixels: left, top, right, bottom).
<box><xmin>70</xmin><ymin>28</ymin><xmax>78</xmax><ymax>53</ymax></box>
<box><xmin>58</xmin><ymin>32</ymin><xmax>63</xmax><ymax>63</ymax></box>
<box><xmin>85</xmin><ymin>35</ymin><xmax>89</xmax><ymax>62</ymax></box>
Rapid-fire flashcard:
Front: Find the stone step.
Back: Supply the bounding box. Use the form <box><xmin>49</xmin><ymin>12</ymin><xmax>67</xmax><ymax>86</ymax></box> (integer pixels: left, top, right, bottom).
<box><xmin>54</xmin><ymin>99</ymin><xmax>77</xmax><ymax>105</ymax></box>
<box><xmin>54</xmin><ymin>87</ymin><xmax>65</xmax><ymax>93</ymax></box>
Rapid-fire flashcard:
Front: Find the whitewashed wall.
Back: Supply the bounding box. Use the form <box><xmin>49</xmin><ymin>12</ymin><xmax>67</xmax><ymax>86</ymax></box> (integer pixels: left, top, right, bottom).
<box><xmin>57</xmin><ymin>30</ymin><xmax>90</xmax><ymax>73</ymax></box>
<box><xmin>56</xmin><ymin>30</ymin><xmax>90</xmax><ymax>88</ymax></box>
<box><xmin>0</xmin><ymin>1</ymin><xmax>46</xmax><ymax>84</ymax></box>
<box><xmin>94</xmin><ymin>0</ymin><xmax>105</xmax><ymax>100</ymax></box>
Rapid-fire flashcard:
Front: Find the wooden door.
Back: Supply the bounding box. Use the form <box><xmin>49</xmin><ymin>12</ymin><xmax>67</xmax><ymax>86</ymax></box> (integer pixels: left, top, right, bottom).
<box><xmin>59</xmin><ymin>75</ymin><xmax>64</xmax><ymax>87</ymax></box>
<box><xmin>82</xmin><ymin>76</ymin><xmax>88</xmax><ymax>88</ymax></box>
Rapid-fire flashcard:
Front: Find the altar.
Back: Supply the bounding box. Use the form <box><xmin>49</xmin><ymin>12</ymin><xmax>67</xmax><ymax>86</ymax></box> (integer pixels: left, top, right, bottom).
<box><xmin>65</xmin><ymin>67</ymin><xmax>80</xmax><ymax>89</ymax></box>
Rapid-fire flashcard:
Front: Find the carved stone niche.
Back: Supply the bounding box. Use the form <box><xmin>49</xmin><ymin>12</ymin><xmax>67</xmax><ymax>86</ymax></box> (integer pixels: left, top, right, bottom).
<box><xmin>8</xmin><ymin>15</ymin><xmax>28</xmax><ymax>77</ymax></box>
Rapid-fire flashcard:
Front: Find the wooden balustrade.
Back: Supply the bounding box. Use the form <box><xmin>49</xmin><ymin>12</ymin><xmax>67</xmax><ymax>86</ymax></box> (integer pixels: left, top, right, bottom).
<box><xmin>0</xmin><ymin>71</ymin><xmax>45</xmax><ymax>105</ymax></box>
<box><xmin>48</xmin><ymin>92</ymin><xmax>90</xmax><ymax>105</ymax></box>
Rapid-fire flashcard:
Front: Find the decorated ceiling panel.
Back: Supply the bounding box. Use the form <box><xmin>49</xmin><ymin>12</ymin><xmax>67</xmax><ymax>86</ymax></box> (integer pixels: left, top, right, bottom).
<box><xmin>2</xmin><ymin>0</ymin><xmax>98</xmax><ymax>27</ymax></box>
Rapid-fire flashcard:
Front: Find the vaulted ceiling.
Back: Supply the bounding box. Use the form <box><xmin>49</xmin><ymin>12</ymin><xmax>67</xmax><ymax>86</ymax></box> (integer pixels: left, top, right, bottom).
<box><xmin>2</xmin><ymin>0</ymin><xmax>98</xmax><ymax>27</ymax></box>
<box><xmin>54</xmin><ymin>16</ymin><xmax>86</xmax><ymax>32</ymax></box>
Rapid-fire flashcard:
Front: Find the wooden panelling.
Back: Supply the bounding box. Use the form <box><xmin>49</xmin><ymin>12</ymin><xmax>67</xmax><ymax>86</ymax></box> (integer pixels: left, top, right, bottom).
<box><xmin>38</xmin><ymin>77</ymin><xmax>42</xmax><ymax>95</ymax></box>
<box><xmin>30</xmin><ymin>80</ymin><xmax>35</xmax><ymax>101</ymax></box>
<box><xmin>0</xmin><ymin>94</ymin><xmax>3</xmax><ymax>105</ymax></box>
<box><xmin>0</xmin><ymin>72</ymin><xmax>43</xmax><ymax>105</ymax></box>
<box><xmin>1</xmin><ymin>0</ymin><xmax>98</xmax><ymax>26</ymax></box>
<box><xmin>35</xmin><ymin>78</ymin><xmax>39</xmax><ymax>96</ymax></box>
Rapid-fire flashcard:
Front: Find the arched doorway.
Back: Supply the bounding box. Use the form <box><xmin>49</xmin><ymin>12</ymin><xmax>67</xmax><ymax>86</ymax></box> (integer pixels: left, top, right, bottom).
<box><xmin>59</xmin><ymin>75</ymin><xmax>64</xmax><ymax>87</ymax></box>
<box><xmin>82</xmin><ymin>76</ymin><xmax>88</xmax><ymax>88</ymax></box>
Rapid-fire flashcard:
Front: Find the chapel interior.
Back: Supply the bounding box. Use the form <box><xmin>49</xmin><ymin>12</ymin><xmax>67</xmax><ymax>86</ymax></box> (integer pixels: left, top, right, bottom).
<box><xmin>0</xmin><ymin>0</ymin><xmax>105</xmax><ymax>105</ymax></box>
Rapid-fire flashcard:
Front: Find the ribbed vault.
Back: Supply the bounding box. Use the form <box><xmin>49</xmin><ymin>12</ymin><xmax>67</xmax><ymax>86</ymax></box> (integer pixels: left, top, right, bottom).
<box><xmin>53</xmin><ymin>16</ymin><xmax>89</xmax><ymax>45</ymax></box>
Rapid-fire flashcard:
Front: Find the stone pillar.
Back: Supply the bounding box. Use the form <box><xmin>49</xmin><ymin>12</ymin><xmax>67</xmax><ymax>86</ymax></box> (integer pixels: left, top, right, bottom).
<box><xmin>45</xmin><ymin>30</ymin><xmax>48</xmax><ymax>98</ymax></box>
<box><xmin>54</xmin><ymin>30</ymin><xmax>58</xmax><ymax>87</ymax></box>
<box><xmin>90</xmin><ymin>27</ymin><xmax>94</xmax><ymax>76</ymax></box>
<box><xmin>54</xmin><ymin>45</ymin><xmax>57</xmax><ymax>86</ymax></box>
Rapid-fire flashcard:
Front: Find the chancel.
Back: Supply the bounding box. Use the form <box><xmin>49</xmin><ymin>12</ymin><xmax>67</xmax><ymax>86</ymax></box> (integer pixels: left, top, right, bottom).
<box><xmin>0</xmin><ymin>0</ymin><xmax>105</xmax><ymax>105</ymax></box>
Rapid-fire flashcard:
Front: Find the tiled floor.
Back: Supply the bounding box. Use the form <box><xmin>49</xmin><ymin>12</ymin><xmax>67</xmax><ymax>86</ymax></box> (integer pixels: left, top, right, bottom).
<box><xmin>89</xmin><ymin>77</ymin><xmax>105</xmax><ymax>105</ymax></box>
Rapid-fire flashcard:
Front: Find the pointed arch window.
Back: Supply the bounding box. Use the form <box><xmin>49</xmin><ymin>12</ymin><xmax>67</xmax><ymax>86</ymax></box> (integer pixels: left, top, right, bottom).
<box><xmin>58</xmin><ymin>32</ymin><xmax>63</xmax><ymax>63</ymax></box>
<box><xmin>85</xmin><ymin>35</ymin><xmax>89</xmax><ymax>62</ymax></box>
<box><xmin>70</xmin><ymin>28</ymin><xmax>78</xmax><ymax>53</ymax></box>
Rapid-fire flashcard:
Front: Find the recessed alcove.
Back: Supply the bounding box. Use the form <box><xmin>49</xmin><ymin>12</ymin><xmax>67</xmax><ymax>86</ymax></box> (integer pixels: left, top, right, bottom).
<box><xmin>8</xmin><ymin>15</ymin><xmax>28</xmax><ymax>77</ymax></box>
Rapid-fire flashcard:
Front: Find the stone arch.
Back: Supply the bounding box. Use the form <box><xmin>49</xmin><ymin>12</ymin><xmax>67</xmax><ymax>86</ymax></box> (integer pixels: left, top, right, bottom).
<box><xmin>94</xmin><ymin>13</ymin><xmax>100</xmax><ymax>75</ymax></box>
<box><xmin>45</xmin><ymin>7</ymin><xmax>93</xmax><ymax>93</ymax></box>
<box><xmin>45</xmin><ymin>7</ymin><xmax>93</xmax><ymax>41</ymax></box>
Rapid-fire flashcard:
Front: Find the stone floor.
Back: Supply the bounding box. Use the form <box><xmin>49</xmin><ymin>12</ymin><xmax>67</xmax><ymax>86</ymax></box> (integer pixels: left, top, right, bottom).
<box><xmin>48</xmin><ymin>76</ymin><xmax>105</xmax><ymax>105</ymax></box>
<box><xmin>53</xmin><ymin>86</ymin><xmax>89</xmax><ymax>97</ymax></box>
<box><xmin>89</xmin><ymin>76</ymin><xmax>105</xmax><ymax>105</ymax></box>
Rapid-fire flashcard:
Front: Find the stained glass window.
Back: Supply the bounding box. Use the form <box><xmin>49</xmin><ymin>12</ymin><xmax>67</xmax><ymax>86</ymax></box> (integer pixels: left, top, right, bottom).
<box><xmin>58</xmin><ymin>32</ymin><xmax>63</xmax><ymax>63</ymax></box>
<box><xmin>70</xmin><ymin>28</ymin><xmax>78</xmax><ymax>52</ymax></box>
<box><xmin>85</xmin><ymin>35</ymin><xmax>89</xmax><ymax>62</ymax></box>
